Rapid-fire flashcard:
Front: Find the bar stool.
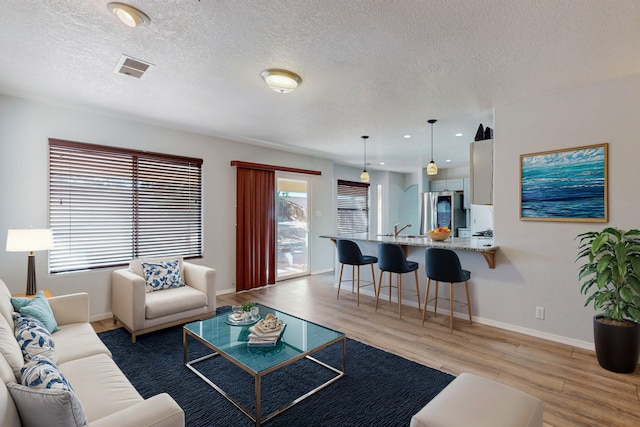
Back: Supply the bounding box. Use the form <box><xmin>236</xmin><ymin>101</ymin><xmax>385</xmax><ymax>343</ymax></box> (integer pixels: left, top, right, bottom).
<box><xmin>375</xmin><ymin>242</ymin><xmax>420</xmax><ymax>318</ymax></box>
<box><xmin>422</xmin><ymin>247</ymin><xmax>472</xmax><ymax>332</ymax></box>
<box><xmin>336</xmin><ymin>239</ymin><xmax>378</xmax><ymax>306</ymax></box>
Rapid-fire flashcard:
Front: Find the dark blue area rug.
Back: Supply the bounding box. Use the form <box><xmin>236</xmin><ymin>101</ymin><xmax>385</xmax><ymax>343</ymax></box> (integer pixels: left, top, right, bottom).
<box><xmin>98</xmin><ymin>310</ymin><xmax>454</xmax><ymax>427</ymax></box>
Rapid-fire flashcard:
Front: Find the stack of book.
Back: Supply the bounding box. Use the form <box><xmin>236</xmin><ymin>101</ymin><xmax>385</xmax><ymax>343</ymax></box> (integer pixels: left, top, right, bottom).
<box><xmin>247</xmin><ymin>320</ymin><xmax>285</xmax><ymax>347</ymax></box>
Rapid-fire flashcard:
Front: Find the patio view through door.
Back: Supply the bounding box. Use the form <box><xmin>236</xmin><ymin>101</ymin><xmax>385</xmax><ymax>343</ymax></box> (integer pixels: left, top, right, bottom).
<box><xmin>276</xmin><ymin>175</ymin><xmax>310</xmax><ymax>280</ymax></box>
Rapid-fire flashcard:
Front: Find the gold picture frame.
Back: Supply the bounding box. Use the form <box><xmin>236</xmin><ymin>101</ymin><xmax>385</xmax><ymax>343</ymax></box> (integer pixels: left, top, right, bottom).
<box><xmin>520</xmin><ymin>143</ymin><xmax>608</xmax><ymax>222</ymax></box>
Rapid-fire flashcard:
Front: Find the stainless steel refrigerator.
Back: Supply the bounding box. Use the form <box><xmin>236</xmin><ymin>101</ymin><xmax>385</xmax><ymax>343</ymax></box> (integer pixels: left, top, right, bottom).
<box><xmin>420</xmin><ymin>191</ymin><xmax>465</xmax><ymax>236</ymax></box>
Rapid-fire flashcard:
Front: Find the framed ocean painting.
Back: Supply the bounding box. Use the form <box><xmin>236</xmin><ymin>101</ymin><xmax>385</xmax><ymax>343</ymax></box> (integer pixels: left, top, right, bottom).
<box><xmin>520</xmin><ymin>143</ymin><xmax>608</xmax><ymax>222</ymax></box>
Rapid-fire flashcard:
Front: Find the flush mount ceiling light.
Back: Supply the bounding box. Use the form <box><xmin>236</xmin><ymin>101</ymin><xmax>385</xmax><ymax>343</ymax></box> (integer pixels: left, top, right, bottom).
<box><xmin>360</xmin><ymin>135</ymin><xmax>370</xmax><ymax>183</ymax></box>
<box><xmin>427</xmin><ymin>119</ymin><xmax>438</xmax><ymax>175</ymax></box>
<box><xmin>107</xmin><ymin>2</ymin><xmax>151</xmax><ymax>27</ymax></box>
<box><xmin>261</xmin><ymin>69</ymin><xmax>302</xmax><ymax>93</ymax></box>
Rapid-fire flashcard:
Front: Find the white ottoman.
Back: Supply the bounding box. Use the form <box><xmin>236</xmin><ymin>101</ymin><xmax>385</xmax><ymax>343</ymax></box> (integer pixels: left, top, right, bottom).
<box><xmin>410</xmin><ymin>373</ymin><xmax>543</xmax><ymax>427</ymax></box>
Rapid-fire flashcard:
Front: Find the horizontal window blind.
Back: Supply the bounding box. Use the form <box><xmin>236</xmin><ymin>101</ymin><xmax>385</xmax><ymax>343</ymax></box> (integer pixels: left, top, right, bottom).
<box><xmin>337</xmin><ymin>179</ymin><xmax>369</xmax><ymax>234</ymax></box>
<box><xmin>49</xmin><ymin>139</ymin><xmax>203</xmax><ymax>274</ymax></box>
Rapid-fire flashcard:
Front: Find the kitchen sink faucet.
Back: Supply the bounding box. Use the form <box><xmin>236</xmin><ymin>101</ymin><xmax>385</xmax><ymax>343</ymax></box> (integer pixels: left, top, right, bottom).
<box><xmin>394</xmin><ymin>223</ymin><xmax>411</xmax><ymax>238</ymax></box>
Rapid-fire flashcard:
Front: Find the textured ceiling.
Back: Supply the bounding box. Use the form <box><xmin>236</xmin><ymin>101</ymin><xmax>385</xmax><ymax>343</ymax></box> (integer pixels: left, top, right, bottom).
<box><xmin>1</xmin><ymin>1</ymin><xmax>639</xmax><ymax>173</ymax></box>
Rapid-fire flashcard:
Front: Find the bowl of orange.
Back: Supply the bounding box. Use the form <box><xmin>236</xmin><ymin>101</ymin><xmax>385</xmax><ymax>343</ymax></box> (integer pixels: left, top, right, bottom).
<box><xmin>428</xmin><ymin>227</ymin><xmax>451</xmax><ymax>241</ymax></box>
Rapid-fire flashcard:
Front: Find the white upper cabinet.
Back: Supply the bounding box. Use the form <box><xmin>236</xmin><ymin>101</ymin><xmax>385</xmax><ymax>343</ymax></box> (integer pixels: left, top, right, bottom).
<box><xmin>429</xmin><ymin>178</ymin><xmax>464</xmax><ymax>192</ymax></box>
<box><xmin>429</xmin><ymin>180</ymin><xmax>447</xmax><ymax>192</ymax></box>
<box><xmin>469</xmin><ymin>139</ymin><xmax>493</xmax><ymax>205</ymax></box>
<box><xmin>447</xmin><ymin>178</ymin><xmax>464</xmax><ymax>191</ymax></box>
<box><xmin>463</xmin><ymin>177</ymin><xmax>470</xmax><ymax>209</ymax></box>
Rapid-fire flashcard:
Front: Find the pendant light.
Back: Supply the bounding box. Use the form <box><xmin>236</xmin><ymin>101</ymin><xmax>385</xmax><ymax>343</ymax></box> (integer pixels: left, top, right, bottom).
<box><xmin>427</xmin><ymin>119</ymin><xmax>438</xmax><ymax>175</ymax></box>
<box><xmin>360</xmin><ymin>136</ymin><xmax>370</xmax><ymax>183</ymax></box>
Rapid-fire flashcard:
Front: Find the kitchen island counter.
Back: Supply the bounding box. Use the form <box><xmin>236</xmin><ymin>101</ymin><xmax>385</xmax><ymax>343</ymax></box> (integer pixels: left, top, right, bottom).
<box><xmin>321</xmin><ymin>234</ymin><xmax>498</xmax><ymax>268</ymax></box>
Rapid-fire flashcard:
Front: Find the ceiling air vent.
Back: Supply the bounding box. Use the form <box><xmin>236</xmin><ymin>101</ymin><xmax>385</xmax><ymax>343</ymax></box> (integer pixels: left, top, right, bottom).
<box><xmin>114</xmin><ymin>55</ymin><xmax>154</xmax><ymax>79</ymax></box>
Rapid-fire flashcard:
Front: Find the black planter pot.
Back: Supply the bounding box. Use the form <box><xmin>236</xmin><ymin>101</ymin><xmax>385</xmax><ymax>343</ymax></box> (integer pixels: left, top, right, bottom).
<box><xmin>593</xmin><ymin>315</ymin><xmax>640</xmax><ymax>373</ymax></box>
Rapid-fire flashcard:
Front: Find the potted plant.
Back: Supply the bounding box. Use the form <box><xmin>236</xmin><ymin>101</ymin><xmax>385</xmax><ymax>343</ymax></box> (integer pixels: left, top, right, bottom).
<box><xmin>241</xmin><ymin>302</ymin><xmax>256</xmax><ymax>313</ymax></box>
<box><xmin>576</xmin><ymin>227</ymin><xmax>640</xmax><ymax>373</ymax></box>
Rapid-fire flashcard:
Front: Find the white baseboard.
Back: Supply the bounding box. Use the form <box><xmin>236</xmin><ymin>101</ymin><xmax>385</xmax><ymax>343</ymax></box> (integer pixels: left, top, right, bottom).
<box><xmin>475</xmin><ymin>317</ymin><xmax>594</xmax><ymax>351</ymax></box>
<box><xmin>216</xmin><ymin>287</ymin><xmax>236</xmax><ymax>296</ymax></box>
<box><xmin>311</xmin><ymin>268</ymin><xmax>334</xmax><ymax>275</ymax></box>
<box><xmin>338</xmin><ymin>284</ymin><xmax>595</xmax><ymax>351</ymax></box>
<box><xmin>90</xmin><ymin>312</ymin><xmax>114</xmax><ymax>323</ymax></box>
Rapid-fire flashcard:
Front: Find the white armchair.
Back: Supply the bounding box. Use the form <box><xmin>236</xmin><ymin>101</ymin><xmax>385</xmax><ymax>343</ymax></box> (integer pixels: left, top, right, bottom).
<box><xmin>112</xmin><ymin>257</ymin><xmax>216</xmax><ymax>343</ymax></box>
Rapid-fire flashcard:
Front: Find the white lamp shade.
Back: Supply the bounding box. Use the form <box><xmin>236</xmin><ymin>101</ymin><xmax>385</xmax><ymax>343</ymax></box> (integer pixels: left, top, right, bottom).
<box><xmin>427</xmin><ymin>161</ymin><xmax>438</xmax><ymax>175</ymax></box>
<box><xmin>6</xmin><ymin>229</ymin><xmax>54</xmax><ymax>252</ymax></box>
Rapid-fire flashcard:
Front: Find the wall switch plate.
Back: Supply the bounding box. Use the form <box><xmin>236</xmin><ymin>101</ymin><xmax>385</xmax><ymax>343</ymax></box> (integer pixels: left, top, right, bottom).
<box><xmin>535</xmin><ymin>306</ymin><xmax>545</xmax><ymax>320</ymax></box>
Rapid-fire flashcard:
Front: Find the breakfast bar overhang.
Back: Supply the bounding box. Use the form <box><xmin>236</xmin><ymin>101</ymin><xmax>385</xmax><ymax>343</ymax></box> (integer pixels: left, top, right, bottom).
<box><xmin>321</xmin><ymin>234</ymin><xmax>498</xmax><ymax>269</ymax></box>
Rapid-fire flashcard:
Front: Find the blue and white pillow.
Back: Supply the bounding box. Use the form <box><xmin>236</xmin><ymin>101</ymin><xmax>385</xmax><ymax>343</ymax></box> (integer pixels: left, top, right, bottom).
<box><xmin>14</xmin><ymin>313</ymin><xmax>58</xmax><ymax>364</ymax></box>
<box><xmin>9</xmin><ymin>354</ymin><xmax>88</xmax><ymax>426</ymax></box>
<box><xmin>8</xmin><ymin>382</ymin><xmax>88</xmax><ymax>427</ymax></box>
<box><xmin>21</xmin><ymin>355</ymin><xmax>72</xmax><ymax>390</ymax></box>
<box><xmin>141</xmin><ymin>259</ymin><xmax>186</xmax><ymax>292</ymax></box>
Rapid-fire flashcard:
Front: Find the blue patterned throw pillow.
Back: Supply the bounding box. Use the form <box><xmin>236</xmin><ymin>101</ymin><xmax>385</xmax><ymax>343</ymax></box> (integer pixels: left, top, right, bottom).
<box><xmin>141</xmin><ymin>259</ymin><xmax>186</xmax><ymax>292</ymax></box>
<box><xmin>21</xmin><ymin>355</ymin><xmax>72</xmax><ymax>390</ymax></box>
<box><xmin>9</xmin><ymin>354</ymin><xmax>88</xmax><ymax>426</ymax></box>
<box><xmin>8</xmin><ymin>382</ymin><xmax>88</xmax><ymax>427</ymax></box>
<box><xmin>13</xmin><ymin>313</ymin><xmax>58</xmax><ymax>364</ymax></box>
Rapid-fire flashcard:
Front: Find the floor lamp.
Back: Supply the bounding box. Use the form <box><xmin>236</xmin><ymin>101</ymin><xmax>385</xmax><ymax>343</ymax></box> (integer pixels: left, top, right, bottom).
<box><xmin>6</xmin><ymin>229</ymin><xmax>54</xmax><ymax>295</ymax></box>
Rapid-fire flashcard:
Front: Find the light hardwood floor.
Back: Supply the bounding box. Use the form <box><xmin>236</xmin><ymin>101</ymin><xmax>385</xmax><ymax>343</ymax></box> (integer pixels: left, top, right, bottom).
<box><xmin>93</xmin><ymin>273</ymin><xmax>640</xmax><ymax>426</ymax></box>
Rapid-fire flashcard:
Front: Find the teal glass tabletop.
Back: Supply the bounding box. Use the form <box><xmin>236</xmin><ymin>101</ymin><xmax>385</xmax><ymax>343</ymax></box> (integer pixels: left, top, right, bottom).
<box><xmin>184</xmin><ymin>303</ymin><xmax>344</xmax><ymax>373</ymax></box>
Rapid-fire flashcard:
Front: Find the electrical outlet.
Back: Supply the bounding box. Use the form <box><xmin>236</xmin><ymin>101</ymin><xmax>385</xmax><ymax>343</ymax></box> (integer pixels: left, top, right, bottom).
<box><xmin>535</xmin><ymin>306</ymin><xmax>545</xmax><ymax>320</ymax></box>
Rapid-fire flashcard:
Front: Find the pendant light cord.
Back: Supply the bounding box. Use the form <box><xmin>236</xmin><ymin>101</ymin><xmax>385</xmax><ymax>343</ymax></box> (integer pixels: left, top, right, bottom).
<box><xmin>428</xmin><ymin>119</ymin><xmax>437</xmax><ymax>162</ymax></box>
<box><xmin>362</xmin><ymin>135</ymin><xmax>369</xmax><ymax>171</ymax></box>
<box><xmin>430</xmin><ymin>123</ymin><xmax>434</xmax><ymax>161</ymax></box>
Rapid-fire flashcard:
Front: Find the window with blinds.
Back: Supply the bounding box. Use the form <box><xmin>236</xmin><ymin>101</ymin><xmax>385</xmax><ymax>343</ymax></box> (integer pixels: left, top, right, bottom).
<box><xmin>49</xmin><ymin>139</ymin><xmax>203</xmax><ymax>274</ymax></box>
<box><xmin>336</xmin><ymin>179</ymin><xmax>369</xmax><ymax>234</ymax></box>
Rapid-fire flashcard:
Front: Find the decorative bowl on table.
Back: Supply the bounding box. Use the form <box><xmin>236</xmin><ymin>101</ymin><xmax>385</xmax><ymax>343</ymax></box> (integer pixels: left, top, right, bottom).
<box><xmin>428</xmin><ymin>228</ymin><xmax>451</xmax><ymax>241</ymax></box>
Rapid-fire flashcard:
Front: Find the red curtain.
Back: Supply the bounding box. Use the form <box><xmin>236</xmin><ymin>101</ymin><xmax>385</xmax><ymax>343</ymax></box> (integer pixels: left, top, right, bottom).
<box><xmin>235</xmin><ymin>167</ymin><xmax>276</xmax><ymax>291</ymax></box>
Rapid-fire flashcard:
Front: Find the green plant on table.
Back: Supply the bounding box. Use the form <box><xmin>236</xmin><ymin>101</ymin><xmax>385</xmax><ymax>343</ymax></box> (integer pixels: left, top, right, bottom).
<box><xmin>576</xmin><ymin>227</ymin><xmax>640</xmax><ymax>323</ymax></box>
<box><xmin>242</xmin><ymin>302</ymin><xmax>256</xmax><ymax>312</ymax></box>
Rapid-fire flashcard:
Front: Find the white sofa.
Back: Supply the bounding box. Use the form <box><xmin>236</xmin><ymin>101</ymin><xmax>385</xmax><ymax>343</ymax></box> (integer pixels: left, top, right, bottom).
<box><xmin>112</xmin><ymin>258</ymin><xmax>216</xmax><ymax>343</ymax></box>
<box><xmin>0</xmin><ymin>279</ymin><xmax>184</xmax><ymax>427</ymax></box>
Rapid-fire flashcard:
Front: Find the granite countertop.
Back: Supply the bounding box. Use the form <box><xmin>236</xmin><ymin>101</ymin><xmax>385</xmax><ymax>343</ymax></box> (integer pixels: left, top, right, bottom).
<box><xmin>320</xmin><ymin>233</ymin><xmax>497</xmax><ymax>252</ymax></box>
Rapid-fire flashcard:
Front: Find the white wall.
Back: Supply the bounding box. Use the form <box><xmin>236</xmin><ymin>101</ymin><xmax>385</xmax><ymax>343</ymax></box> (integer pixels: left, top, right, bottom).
<box><xmin>0</xmin><ymin>95</ymin><xmax>335</xmax><ymax>320</ymax></box>
<box><xmin>387</xmin><ymin>172</ymin><xmax>405</xmax><ymax>233</ymax></box>
<box><xmin>470</xmin><ymin>205</ymin><xmax>494</xmax><ymax>234</ymax></box>
<box><xmin>487</xmin><ymin>73</ymin><xmax>640</xmax><ymax>346</ymax></box>
<box><xmin>397</xmin><ymin>184</ymin><xmax>419</xmax><ymax>234</ymax></box>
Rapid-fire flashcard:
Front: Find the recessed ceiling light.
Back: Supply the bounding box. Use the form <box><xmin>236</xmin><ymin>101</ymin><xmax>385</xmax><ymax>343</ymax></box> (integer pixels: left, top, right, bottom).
<box><xmin>379</xmin><ymin>162</ymin><xmax>385</xmax><ymax>165</ymax></box>
<box><xmin>404</xmin><ymin>135</ymin><xmax>411</xmax><ymax>139</ymax></box>
<box><xmin>261</xmin><ymin>69</ymin><xmax>302</xmax><ymax>93</ymax></box>
<box><xmin>107</xmin><ymin>2</ymin><xmax>151</xmax><ymax>27</ymax></box>
<box><xmin>446</xmin><ymin>159</ymin><xmax>452</xmax><ymax>163</ymax></box>
<box><xmin>455</xmin><ymin>133</ymin><xmax>463</xmax><ymax>137</ymax></box>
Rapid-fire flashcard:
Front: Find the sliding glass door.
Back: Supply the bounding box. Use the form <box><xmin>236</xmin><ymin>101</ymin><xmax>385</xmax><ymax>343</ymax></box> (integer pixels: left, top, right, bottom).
<box><xmin>276</xmin><ymin>175</ymin><xmax>310</xmax><ymax>280</ymax></box>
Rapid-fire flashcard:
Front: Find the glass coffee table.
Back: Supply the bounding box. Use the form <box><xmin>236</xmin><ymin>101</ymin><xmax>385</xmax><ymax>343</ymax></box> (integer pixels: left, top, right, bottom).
<box><xmin>183</xmin><ymin>303</ymin><xmax>346</xmax><ymax>426</ymax></box>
